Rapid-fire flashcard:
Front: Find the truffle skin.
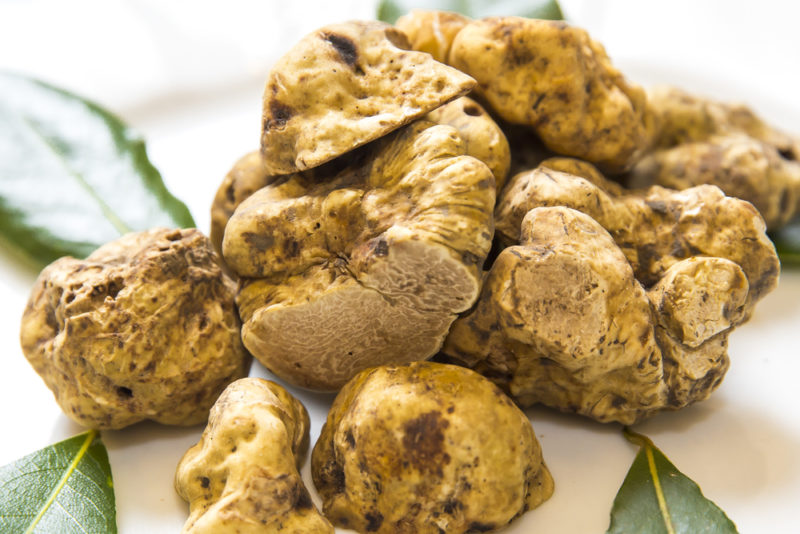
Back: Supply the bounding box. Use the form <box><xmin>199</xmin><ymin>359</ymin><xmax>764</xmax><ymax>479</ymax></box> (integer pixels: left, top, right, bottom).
<box><xmin>394</xmin><ymin>9</ymin><xmax>471</xmax><ymax>63</ymax></box>
<box><xmin>629</xmin><ymin>86</ymin><xmax>800</xmax><ymax>229</ymax></box>
<box><xmin>20</xmin><ymin>228</ymin><xmax>250</xmax><ymax>429</ymax></box>
<box><xmin>311</xmin><ymin>362</ymin><xmax>553</xmax><ymax>534</ymax></box>
<box><xmin>261</xmin><ymin>20</ymin><xmax>475</xmax><ymax>174</ymax></box>
<box><xmin>175</xmin><ymin>378</ymin><xmax>332</xmax><ymax>534</ymax></box>
<box><xmin>448</xmin><ymin>17</ymin><xmax>648</xmax><ymax>174</ymax></box>
<box><xmin>426</xmin><ymin>96</ymin><xmax>512</xmax><ymax>190</ymax></box>
<box><xmin>224</xmin><ymin>121</ymin><xmax>495</xmax><ymax>391</ymax></box>
<box><xmin>495</xmin><ymin>158</ymin><xmax>779</xmax><ymax>317</ymax></box>
<box><xmin>209</xmin><ymin>151</ymin><xmax>274</xmax><ymax>259</ymax></box>
<box><xmin>444</xmin><ymin>207</ymin><xmax>751</xmax><ymax>423</ymax></box>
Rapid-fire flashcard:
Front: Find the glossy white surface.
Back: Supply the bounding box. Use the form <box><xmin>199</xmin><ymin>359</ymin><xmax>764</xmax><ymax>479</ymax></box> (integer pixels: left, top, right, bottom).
<box><xmin>1</xmin><ymin>1</ymin><xmax>798</xmax><ymax>532</ymax></box>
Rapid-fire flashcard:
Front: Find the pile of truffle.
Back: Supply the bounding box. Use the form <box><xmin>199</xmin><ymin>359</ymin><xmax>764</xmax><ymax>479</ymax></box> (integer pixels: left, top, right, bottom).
<box><xmin>21</xmin><ymin>10</ymin><xmax>794</xmax><ymax>534</ymax></box>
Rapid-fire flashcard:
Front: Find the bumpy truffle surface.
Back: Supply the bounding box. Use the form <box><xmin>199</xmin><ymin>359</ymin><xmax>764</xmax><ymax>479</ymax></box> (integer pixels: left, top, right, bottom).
<box><xmin>629</xmin><ymin>86</ymin><xmax>800</xmax><ymax>229</ymax></box>
<box><xmin>224</xmin><ymin>121</ymin><xmax>495</xmax><ymax>391</ymax></box>
<box><xmin>448</xmin><ymin>17</ymin><xmax>648</xmax><ymax>173</ymax></box>
<box><xmin>261</xmin><ymin>20</ymin><xmax>475</xmax><ymax>174</ymax></box>
<box><xmin>175</xmin><ymin>378</ymin><xmax>332</xmax><ymax>534</ymax></box>
<box><xmin>426</xmin><ymin>96</ymin><xmax>511</xmax><ymax>190</ymax></box>
<box><xmin>394</xmin><ymin>9</ymin><xmax>470</xmax><ymax>63</ymax></box>
<box><xmin>311</xmin><ymin>362</ymin><xmax>553</xmax><ymax>534</ymax></box>
<box><xmin>444</xmin><ymin>206</ymin><xmax>752</xmax><ymax>423</ymax></box>
<box><xmin>495</xmin><ymin>158</ymin><xmax>779</xmax><ymax>315</ymax></box>
<box><xmin>210</xmin><ymin>151</ymin><xmax>273</xmax><ymax>258</ymax></box>
<box><xmin>20</xmin><ymin>228</ymin><xmax>250</xmax><ymax>429</ymax></box>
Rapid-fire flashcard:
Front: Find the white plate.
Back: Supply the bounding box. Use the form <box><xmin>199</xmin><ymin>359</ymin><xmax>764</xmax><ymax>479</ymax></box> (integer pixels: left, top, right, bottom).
<box><xmin>1</xmin><ymin>2</ymin><xmax>799</xmax><ymax>533</ymax></box>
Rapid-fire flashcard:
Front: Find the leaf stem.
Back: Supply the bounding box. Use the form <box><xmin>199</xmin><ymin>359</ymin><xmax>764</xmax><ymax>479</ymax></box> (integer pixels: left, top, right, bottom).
<box><xmin>623</xmin><ymin>427</ymin><xmax>676</xmax><ymax>534</ymax></box>
<box><xmin>24</xmin><ymin>430</ymin><xmax>97</xmax><ymax>534</ymax></box>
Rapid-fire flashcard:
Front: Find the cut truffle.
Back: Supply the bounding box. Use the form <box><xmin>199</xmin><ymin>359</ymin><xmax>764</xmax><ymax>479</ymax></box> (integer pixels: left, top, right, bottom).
<box><xmin>224</xmin><ymin>121</ymin><xmax>495</xmax><ymax>390</ymax></box>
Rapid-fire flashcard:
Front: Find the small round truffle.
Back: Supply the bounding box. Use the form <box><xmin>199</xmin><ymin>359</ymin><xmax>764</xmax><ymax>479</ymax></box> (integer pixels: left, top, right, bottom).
<box><xmin>175</xmin><ymin>378</ymin><xmax>332</xmax><ymax>534</ymax></box>
<box><xmin>311</xmin><ymin>362</ymin><xmax>553</xmax><ymax>534</ymax></box>
<box><xmin>20</xmin><ymin>228</ymin><xmax>250</xmax><ymax>429</ymax></box>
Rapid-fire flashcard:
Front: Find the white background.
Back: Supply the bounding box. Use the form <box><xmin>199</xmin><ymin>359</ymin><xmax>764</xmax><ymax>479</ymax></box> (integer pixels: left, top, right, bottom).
<box><xmin>1</xmin><ymin>1</ymin><xmax>799</xmax><ymax>532</ymax></box>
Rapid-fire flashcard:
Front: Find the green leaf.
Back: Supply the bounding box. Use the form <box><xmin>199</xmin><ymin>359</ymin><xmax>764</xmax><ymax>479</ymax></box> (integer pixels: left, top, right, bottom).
<box><xmin>607</xmin><ymin>429</ymin><xmax>738</xmax><ymax>534</ymax></box>
<box><xmin>377</xmin><ymin>0</ymin><xmax>564</xmax><ymax>24</ymax></box>
<box><xmin>0</xmin><ymin>430</ymin><xmax>117</xmax><ymax>534</ymax></box>
<box><xmin>769</xmin><ymin>216</ymin><xmax>800</xmax><ymax>267</ymax></box>
<box><xmin>0</xmin><ymin>71</ymin><xmax>195</xmax><ymax>269</ymax></box>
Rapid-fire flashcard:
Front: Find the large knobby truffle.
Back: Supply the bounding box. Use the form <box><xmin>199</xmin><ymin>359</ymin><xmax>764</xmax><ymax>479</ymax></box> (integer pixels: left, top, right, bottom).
<box><xmin>20</xmin><ymin>228</ymin><xmax>250</xmax><ymax>429</ymax></box>
<box><xmin>224</xmin><ymin>121</ymin><xmax>495</xmax><ymax>390</ymax></box>
<box><xmin>448</xmin><ymin>17</ymin><xmax>649</xmax><ymax>174</ymax></box>
<box><xmin>261</xmin><ymin>20</ymin><xmax>475</xmax><ymax>174</ymax></box>
<box><xmin>311</xmin><ymin>362</ymin><xmax>553</xmax><ymax>534</ymax></box>
<box><xmin>495</xmin><ymin>157</ymin><xmax>779</xmax><ymax>316</ymax></box>
<box><xmin>444</xmin><ymin>206</ymin><xmax>753</xmax><ymax>423</ymax></box>
<box><xmin>175</xmin><ymin>378</ymin><xmax>332</xmax><ymax>533</ymax></box>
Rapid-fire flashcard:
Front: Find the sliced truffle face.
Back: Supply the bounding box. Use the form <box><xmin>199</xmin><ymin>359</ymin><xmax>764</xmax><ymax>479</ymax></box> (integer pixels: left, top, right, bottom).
<box><xmin>224</xmin><ymin>121</ymin><xmax>495</xmax><ymax>390</ymax></box>
<box><xmin>311</xmin><ymin>362</ymin><xmax>553</xmax><ymax>534</ymax></box>
<box><xmin>209</xmin><ymin>151</ymin><xmax>274</xmax><ymax>258</ymax></box>
<box><xmin>495</xmin><ymin>158</ymin><xmax>779</xmax><ymax>316</ymax></box>
<box><xmin>261</xmin><ymin>20</ymin><xmax>475</xmax><ymax>174</ymax></box>
<box><xmin>20</xmin><ymin>228</ymin><xmax>250</xmax><ymax>429</ymax></box>
<box><xmin>448</xmin><ymin>17</ymin><xmax>648</xmax><ymax>174</ymax></box>
<box><xmin>175</xmin><ymin>378</ymin><xmax>333</xmax><ymax>534</ymax></box>
<box><xmin>394</xmin><ymin>9</ymin><xmax>471</xmax><ymax>63</ymax></box>
<box><xmin>426</xmin><ymin>96</ymin><xmax>511</xmax><ymax>190</ymax></box>
<box><xmin>629</xmin><ymin>86</ymin><xmax>800</xmax><ymax>229</ymax></box>
<box><xmin>443</xmin><ymin>207</ymin><xmax>752</xmax><ymax>424</ymax></box>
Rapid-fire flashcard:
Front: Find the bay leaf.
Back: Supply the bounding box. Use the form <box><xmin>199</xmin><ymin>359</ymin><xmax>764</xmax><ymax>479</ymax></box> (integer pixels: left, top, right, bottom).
<box><xmin>769</xmin><ymin>217</ymin><xmax>800</xmax><ymax>267</ymax></box>
<box><xmin>0</xmin><ymin>430</ymin><xmax>117</xmax><ymax>534</ymax></box>
<box><xmin>0</xmin><ymin>71</ymin><xmax>195</xmax><ymax>269</ymax></box>
<box><xmin>607</xmin><ymin>428</ymin><xmax>738</xmax><ymax>534</ymax></box>
<box><xmin>377</xmin><ymin>0</ymin><xmax>563</xmax><ymax>24</ymax></box>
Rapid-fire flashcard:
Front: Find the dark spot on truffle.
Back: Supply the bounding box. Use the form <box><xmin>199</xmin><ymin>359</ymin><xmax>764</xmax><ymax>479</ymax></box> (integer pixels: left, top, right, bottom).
<box><xmin>443</xmin><ymin>499</ymin><xmax>462</xmax><ymax>514</ymax></box>
<box><xmin>267</xmin><ymin>100</ymin><xmax>294</xmax><ymax>129</ymax></box>
<box><xmin>463</xmin><ymin>104</ymin><xmax>482</xmax><ymax>116</ymax></box>
<box><xmin>243</xmin><ymin>232</ymin><xmax>275</xmax><ymax>252</ymax></box>
<box><xmin>295</xmin><ymin>487</ymin><xmax>313</xmax><ymax>510</ymax></box>
<box><xmin>285</xmin><ymin>238</ymin><xmax>300</xmax><ymax>258</ymax></box>
<box><xmin>778</xmin><ymin>147</ymin><xmax>796</xmax><ymax>161</ymax></box>
<box><xmin>462</xmin><ymin>251</ymin><xmax>481</xmax><ymax>265</ymax></box>
<box><xmin>345</xmin><ymin>430</ymin><xmax>356</xmax><ymax>448</ymax></box>
<box><xmin>365</xmin><ymin>511</ymin><xmax>384</xmax><ymax>531</ymax></box>
<box><xmin>116</xmin><ymin>386</ymin><xmax>133</xmax><ymax>399</ymax></box>
<box><xmin>324</xmin><ymin>32</ymin><xmax>358</xmax><ymax>66</ymax></box>
<box><xmin>402</xmin><ymin>411</ymin><xmax>450</xmax><ymax>475</ymax></box>
<box><xmin>200</xmin><ymin>476</ymin><xmax>210</xmax><ymax>489</ymax></box>
<box><xmin>468</xmin><ymin>522</ymin><xmax>496</xmax><ymax>532</ymax></box>
<box><xmin>373</xmin><ymin>238</ymin><xmax>389</xmax><ymax>257</ymax></box>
